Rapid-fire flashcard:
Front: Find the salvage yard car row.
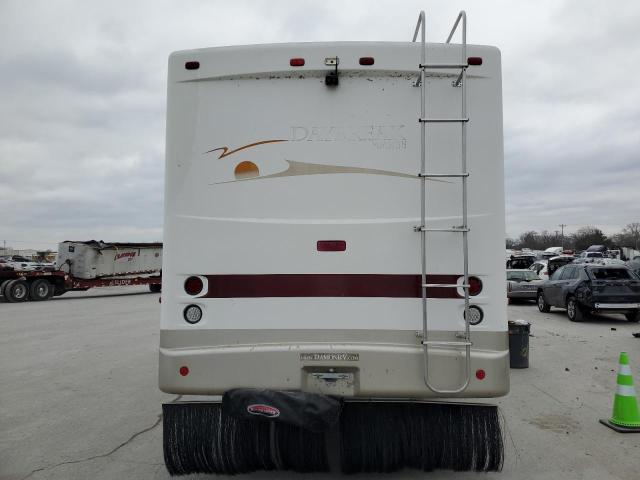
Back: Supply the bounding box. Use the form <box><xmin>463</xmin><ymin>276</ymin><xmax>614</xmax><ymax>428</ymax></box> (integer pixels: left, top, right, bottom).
<box><xmin>507</xmin><ymin>250</ymin><xmax>640</xmax><ymax>323</ymax></box>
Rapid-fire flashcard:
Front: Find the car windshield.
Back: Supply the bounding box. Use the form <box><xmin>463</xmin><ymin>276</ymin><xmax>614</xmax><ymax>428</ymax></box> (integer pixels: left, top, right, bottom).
<box><xmin>588</xmin><ymin>268</ymin><xmax>632</xmax><ymax>280</ymax></box>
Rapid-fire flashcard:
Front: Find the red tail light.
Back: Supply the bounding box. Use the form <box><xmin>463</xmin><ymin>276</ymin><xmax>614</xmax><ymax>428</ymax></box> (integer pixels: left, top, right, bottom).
<box><xmin>467</xmin><ymin>57</ymin><xmax>482</xmax><ymax>66</ymax></box>
<box><xmin>290</xmin><ymin>58</ymin><xmax>305</xmax><ymax>66</ymax></box>
<box><xmin>179</xmin><ymin>366</ymin><xmax>189</xmax><ymax>376</ymax></box>
<box><xmin>469</xmin><ymin>276</ymin><xmax>483</xmax><ymax>296</ymax></box>
<box><xmin>359</xmin><ymin>57</ymin><xmax>374</xmax><ymax>66</ymax></box>
<box><xmin>184</xmin><ymin>276</ymin><xmax>204</xmax><ymax>296</ymax></box>
<box><xmin>476</xmin><ymin>369</ymin><xmax>486</xmax><ymax>380</ymax></box>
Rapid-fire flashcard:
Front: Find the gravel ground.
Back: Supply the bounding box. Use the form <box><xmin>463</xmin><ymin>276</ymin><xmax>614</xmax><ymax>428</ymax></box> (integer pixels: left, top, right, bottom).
<box><xmin>1</xmin><ymin>288</ymin><xmax>639</xmax><ymax>479</ymax></box>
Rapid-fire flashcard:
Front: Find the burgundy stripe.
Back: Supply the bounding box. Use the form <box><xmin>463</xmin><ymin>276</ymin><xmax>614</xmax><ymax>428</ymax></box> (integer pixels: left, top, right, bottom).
<box><xmin>201</xmin><ymin>274</ymin><xmax>462</xmax><ymax>298</ymax></box>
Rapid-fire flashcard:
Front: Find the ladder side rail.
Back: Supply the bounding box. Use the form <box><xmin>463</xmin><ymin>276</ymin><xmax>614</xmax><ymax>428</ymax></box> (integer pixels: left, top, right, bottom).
<box><xmin>422</xmin><ymin>10</ymin><xmax>471</xmax><ymax>395</ymax></box>
<box><xmin>417</xmin><ymin>12</ymin><xmax>429</xmax><ymax>396</ymax></box>
<box><xmin>460</xmin><ymin>10</ymin><xmax>472</xmax><ymax>393</ymax></box>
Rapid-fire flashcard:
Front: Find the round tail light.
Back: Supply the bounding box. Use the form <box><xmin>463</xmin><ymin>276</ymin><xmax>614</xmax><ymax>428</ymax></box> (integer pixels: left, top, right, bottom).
<box><xmin>464</xmin><ymin>305</ymin><xmax>484</xmax><ymax>325</ymax></box>
<box><xmin>469</xmin><ymin>276</ymin><xmax>483</xmax><ymax>296</ymax></box>
<box><xmin>183</xmin><ymin>305</ymin><xmax>203</xmax><ymax>324</ymax></box>
<box><xmin>184</xmin><ymin>276</ymin><xmax>204</xmax><ymax>296</ymax></box>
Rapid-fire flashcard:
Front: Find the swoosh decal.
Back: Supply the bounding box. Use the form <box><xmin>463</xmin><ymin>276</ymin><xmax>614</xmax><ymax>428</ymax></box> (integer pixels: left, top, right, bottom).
<box><xmin>204</xmin><ymin>139</ymin><xmax>287</xmax><ymax>159</ymax></box>
<box><xmin>211</xmin><ymin>160</ymin><xmax>448</xmax><ymax>184</ymax></box>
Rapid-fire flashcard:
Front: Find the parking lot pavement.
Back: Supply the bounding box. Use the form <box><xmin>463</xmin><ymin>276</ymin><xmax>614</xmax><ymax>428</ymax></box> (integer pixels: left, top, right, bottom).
<box><xmin>1</xmin><ymin>290</ymin><xmax>639</xmax><ymax>480</ymax></box>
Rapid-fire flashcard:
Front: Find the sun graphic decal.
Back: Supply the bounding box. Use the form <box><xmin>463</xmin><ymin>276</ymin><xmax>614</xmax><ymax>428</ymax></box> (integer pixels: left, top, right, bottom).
<box><xmin>234</xmin><ymin>161</ymin><xmax>260</xmax><ymax>179</ymax></box>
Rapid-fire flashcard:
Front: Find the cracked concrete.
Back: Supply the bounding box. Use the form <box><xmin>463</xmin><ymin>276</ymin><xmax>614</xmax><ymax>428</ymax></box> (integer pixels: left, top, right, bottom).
<box><xmin>1</xmin><ymin>287</ymin><xmax>640</xmax><ymax>479</ymax></box>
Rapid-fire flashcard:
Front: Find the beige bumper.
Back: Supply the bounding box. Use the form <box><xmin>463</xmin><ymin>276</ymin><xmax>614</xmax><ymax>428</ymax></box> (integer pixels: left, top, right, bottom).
<box><xmin>159</xmin><ymin>329</ymin><xmax>509</xmax><ymax>399</ymax></box>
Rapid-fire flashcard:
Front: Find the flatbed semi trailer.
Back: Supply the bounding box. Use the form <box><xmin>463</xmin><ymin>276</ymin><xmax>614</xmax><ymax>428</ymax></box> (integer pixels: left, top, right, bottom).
<box><xmin>0</xmin><ymin>269</ymin><xmax>161</xmax><ymax>302</ymax></box>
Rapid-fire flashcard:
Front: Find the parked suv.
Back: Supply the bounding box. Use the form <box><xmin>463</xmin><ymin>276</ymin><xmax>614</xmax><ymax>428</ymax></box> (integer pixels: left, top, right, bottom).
<box><xmin>537</xmin><ymin>264</ymin><xmax>640</xmax><ymax>322</ymax></box>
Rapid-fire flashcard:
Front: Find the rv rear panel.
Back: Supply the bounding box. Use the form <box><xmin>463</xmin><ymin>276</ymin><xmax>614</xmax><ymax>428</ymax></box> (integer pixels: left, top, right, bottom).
<box><xmin>160</xmin><ymin>42</ymin><xmax>507</xmax><ymax>398</ymax></box>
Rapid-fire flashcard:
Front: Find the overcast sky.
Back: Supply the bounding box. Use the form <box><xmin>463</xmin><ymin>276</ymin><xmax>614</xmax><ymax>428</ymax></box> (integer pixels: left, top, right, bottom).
<box><xmin>1</xmin><ymin>0</ymin><xmax>639</xmax><ymax>250</ymax></box>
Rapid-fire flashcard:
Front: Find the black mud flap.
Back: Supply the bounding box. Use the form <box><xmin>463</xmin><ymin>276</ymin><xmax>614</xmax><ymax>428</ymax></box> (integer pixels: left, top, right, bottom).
<box><xmin>222</xmin><ymin>388</ymin><xmax>341</xmax><ymax>432</ymax></box>
<box><xmin>163</xmin><ymin>395</ymin><xmax>504</xmax><ymax>476</ymax></box>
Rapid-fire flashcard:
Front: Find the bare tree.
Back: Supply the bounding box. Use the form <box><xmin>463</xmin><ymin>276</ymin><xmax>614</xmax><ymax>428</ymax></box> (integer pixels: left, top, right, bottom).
<box><xmin>621</xmin><ymin>223</ymin><xmax>640</xmax><ymax>249</ymax></box>
<box><xmin>572</xmin><ymin>226</ymin><xmax>609</xmax><ymax>252</ymax></box>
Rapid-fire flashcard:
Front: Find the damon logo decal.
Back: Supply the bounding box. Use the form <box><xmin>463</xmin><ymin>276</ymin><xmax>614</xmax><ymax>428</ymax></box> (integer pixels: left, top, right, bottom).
<box><xmin>115</xmin><ymin>251</ymin><xmax>136</xmax><ymax>261</ymax></box>
<box><xmin>247</xmin><ymin>404</ymin><xmax>280</xmax><ymax>418</ymax></box>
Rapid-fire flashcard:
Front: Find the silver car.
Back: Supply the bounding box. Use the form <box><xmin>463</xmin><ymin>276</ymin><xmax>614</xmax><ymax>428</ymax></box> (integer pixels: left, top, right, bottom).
<box><xmin>507</xmin><ymin>269</ymin><xmax>543</xmax><ymax>301</ymax></box>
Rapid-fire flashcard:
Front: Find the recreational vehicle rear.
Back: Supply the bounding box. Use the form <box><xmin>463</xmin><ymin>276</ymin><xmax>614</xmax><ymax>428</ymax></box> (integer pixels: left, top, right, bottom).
<box><xmin>160</xmin><ymin>11</ymin><xmax>507</xmax><ymax>474</ymax></box>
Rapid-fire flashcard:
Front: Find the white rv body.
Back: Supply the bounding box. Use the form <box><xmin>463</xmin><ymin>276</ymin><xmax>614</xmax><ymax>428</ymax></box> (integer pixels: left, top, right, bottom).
<box><xmin>160</xmin><ymin>41</ymin><xmax>508</xmax><ymax>398</ymax></box>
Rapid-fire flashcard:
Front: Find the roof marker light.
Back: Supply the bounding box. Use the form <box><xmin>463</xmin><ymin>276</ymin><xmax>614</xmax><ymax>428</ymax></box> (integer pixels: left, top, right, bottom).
<box><xmin>179</xmin><ymin>366</ymin><xmax>189</xmax><ymax>376</ymax></box>
<box><xmin>476</xmin><ymin>369</ymin><xmax>486</xmax><ymax>380</ymax></box>
<box><xmin>359</xmin><ymin>57</ymin><xmax>375</xmax><ymax>66</ymax></box>
<box><xmin>467</xmin><ymin>57</ymin><xmax>482</xmax><ymax>66</ymax></box>
<box><xmin>185</xmin><ymin>61</ymin><xmax>200</xmax><ymax>70</ymax></box>
<box><xmin>290</xmin><ymin>58</ymin><xmax>305</xmax><ymax>66</ymax></box>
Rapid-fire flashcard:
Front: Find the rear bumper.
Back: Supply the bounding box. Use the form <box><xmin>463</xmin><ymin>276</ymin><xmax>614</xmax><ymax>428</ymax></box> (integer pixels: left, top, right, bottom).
<box><xmin>594</xmin><ymin>302</ymin><xmax>640</xmax><ymax>310</ymax></box>
<box><xmin>159</xmin><ymin>329</ymin><xmax>509</xmax><ymax>399</ymax></box>
<box><xmin>508</xmin><ymin>290</ymin><xmax>537</xmax><ymax>299</ymax></box>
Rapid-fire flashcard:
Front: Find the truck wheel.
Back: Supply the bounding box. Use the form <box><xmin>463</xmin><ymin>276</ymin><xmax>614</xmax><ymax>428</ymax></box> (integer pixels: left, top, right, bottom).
<box><xmin>0</xmin><ymin>279</ymin><xmax>12</xmax><ymax>301</ymax></box>
<box><xmin>30</xmin><ymin>279</ymin><xmax>54</xmax><ymax>301</ymax></box>
<box><xmin>149</xmin><ymin>283</ymin><xmax>162</xmax><ymax>293</ymax></box>
<box><xmin>4</xmin><ymin>279</ymin><xmax>29</xmax><ymax>303</ymax></box>
<box><xmin>537</xmin><ymin>292</ymin><xmax>550</xmax><ymax>312</ymax></box>
<box><xmin>625</xmin><ymin>310</ymin><xmax>640</xmax><ymax>322</ymax></box>
<box><xmin>567</xmin><ymin>297</ymin><xmax>584</xmax><ymax>322</ymax></box>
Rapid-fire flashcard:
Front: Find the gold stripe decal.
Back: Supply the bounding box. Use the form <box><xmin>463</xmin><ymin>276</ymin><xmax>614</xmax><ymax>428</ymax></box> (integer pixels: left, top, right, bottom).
<box><xmin>210</xmin><ymin>160</ymin><xmax>427</xmax><ymax>185</ymax></box>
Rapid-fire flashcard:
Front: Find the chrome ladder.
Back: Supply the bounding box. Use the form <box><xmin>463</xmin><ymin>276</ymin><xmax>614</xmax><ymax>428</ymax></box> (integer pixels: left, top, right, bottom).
<box><xmin>412</xmin><ymin>10</ymin><xmax>472</xmax><ymax>394</ymax></box>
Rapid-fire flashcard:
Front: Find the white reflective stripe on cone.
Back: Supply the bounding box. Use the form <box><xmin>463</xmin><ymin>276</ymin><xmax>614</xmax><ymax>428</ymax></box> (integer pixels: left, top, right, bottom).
<box><xmin>616</xmin><ymin>385</ymin><xmax>637</xmax><ymax>397</ymax></box>
<box><xmin>618</xmin><ymin>365</ymin><xmax>632</xmax><ymax>376</ymax></box>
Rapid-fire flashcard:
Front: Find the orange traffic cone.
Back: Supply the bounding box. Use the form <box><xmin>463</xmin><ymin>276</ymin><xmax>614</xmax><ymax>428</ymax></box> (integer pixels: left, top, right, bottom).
<box><xmin>600</xmin><ymin>352</ymin><xmax>640</xmax><ymax>432</ymax></box>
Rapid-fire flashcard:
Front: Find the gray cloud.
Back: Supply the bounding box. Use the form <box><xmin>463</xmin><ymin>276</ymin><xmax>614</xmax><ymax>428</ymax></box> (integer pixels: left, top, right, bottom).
<box><xmin>1</xmin><ymin>0</ymin><xmax>639</xmax><ymax>251</ymax></box>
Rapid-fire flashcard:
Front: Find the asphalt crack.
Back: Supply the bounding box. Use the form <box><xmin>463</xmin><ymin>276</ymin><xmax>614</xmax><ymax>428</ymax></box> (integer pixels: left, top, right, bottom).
<box><xmin>20</xmin><ymin>395</ymin><xmax>182</xmax><ymax>480</ymax></box>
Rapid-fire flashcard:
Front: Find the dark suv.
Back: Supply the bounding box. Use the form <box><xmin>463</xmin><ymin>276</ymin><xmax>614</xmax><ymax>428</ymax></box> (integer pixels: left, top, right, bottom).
<box><xmin>537</xmin><ymin>264</ymin><xmax>640</xmax><ymax>322</ymax></box>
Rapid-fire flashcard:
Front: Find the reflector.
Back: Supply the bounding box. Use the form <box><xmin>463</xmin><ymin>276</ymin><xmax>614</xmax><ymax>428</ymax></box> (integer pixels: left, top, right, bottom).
<box><xmin>359</xmin><ymin>57</ymin><xmax>374</xmax><ymax>66</ymax></box>
<box><xmin>290</xmin><ymin>58</ymin><xmax>305</xmax><ymax>66</ymax></box>
<box><xmin>185</xmin><ymin>61</ymin><xmax>200</xmax><ymax>70</ymax></box>
<box><xmin>317</xmin><ymin>240</ymin><xmax>346</xmax><ymax>252</ymax></box>
<box><xmin>467</xmin><ymin>57</ymin><xmax>482</xmax><ymax>66</ymax></box>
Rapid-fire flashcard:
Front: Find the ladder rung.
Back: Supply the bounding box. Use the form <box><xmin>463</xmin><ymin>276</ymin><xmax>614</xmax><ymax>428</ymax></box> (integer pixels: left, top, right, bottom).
<box><xmin>414</xmin><ymin>226</ymin><xmax>469</xmax><ymax>232</ymax></box>
<box><xmin>419</xmin><ymin>63</ymin><xmax>467</xmax><ymax>69</ymax></box>
<box><xmin>421</xmin><ymin>227</ymin><xmax>469</xmax><ymax>233</ymax></box>
<box><xmin>419</xmin><ymin>118</ymin><xmax>469</xmax><ymax>123</ymax></box>
<box><xmin>422</xmin><ymin>340</ymin><xmax>472</xmax><ymax>346</ymax></box>
<box><xmin>419</xmin><ymin>173</ymin><xmax>469</xmax><ymax>178</ymax></box>
<box><xmin>422</xmin><ymin>283</ymin><xmax>469</xmax><ymax>288</ymax></box>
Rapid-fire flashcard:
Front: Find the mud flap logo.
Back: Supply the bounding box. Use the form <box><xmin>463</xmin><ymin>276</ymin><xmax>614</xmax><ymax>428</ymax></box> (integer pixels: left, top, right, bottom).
<box><xmin>247</xmin><ymin>404</ymin><xmax>280</xmax><ymax>418</ymax></box>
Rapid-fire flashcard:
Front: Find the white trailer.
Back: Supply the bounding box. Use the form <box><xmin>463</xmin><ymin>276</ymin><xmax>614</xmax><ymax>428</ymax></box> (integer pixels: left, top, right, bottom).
<box><xmin>57</xmin><ymin>241</ymin><xmax>163</xmax><ymax>279</ymax></box>
<box><xmin>160</xmin><ymin>11</ymin><xmax>507</xmax><ymax>475</ymax></box>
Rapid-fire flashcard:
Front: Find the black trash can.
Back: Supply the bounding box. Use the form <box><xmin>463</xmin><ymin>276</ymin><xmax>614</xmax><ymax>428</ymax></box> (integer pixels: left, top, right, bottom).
<box><xmin>508</xmin><ymin>320</ymin><xmax>530</xmax><ymax>369</ymax></box>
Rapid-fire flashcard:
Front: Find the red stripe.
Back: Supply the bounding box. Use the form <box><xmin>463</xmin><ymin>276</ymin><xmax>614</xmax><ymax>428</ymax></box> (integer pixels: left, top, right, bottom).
<box><xmin>201</xmin><ymin>274</ymin><xmax>461</xmax><ymax>298</ymax></box>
